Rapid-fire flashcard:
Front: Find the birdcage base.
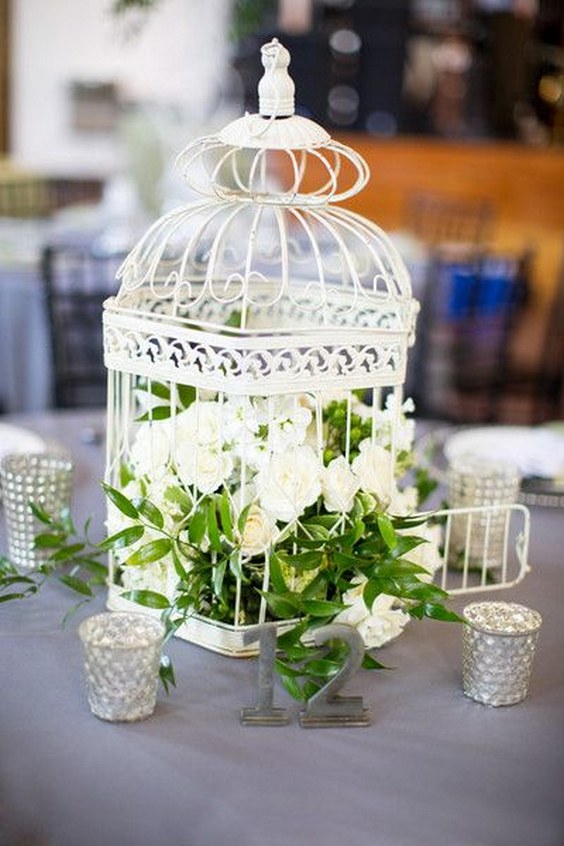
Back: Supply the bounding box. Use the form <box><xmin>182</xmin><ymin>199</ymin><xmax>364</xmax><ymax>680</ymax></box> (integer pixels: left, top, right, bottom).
<box><xmin>106</xmin><ymin>584</ymin><xmax>301</xmax><ymax>658</ymax></box>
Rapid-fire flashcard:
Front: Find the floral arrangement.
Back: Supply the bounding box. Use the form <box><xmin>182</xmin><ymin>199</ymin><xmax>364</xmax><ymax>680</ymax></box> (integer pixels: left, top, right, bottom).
<box><xmin>101</xmin><ymin>384</ymin><xmax>459</xmax><ymax>700</ymax></box>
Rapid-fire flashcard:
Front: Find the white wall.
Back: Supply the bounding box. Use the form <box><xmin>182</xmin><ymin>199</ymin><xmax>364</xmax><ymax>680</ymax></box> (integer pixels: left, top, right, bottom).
<box><xmin>11</xmin><ymin>0</ymin><xmax>232</xmax><ymax>176</ymax></box>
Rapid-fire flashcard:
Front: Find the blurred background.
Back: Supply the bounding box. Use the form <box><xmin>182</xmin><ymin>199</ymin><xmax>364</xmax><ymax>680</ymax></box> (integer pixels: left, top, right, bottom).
<box><xmin>0</xmin><ymin>0</ymin><xmax>562</xmax><ymax>423</ymax></box>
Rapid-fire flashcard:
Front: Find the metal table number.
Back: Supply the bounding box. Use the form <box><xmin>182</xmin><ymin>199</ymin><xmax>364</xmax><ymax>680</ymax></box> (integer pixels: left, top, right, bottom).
<box><xmin>240</xmin><ymin>623</ymin><xmax>290</xmax><ymax>726</ymax></box>
<box><xmin>299</xmin><ymin>624</ymin><xmax>371</xmax><ymax>728</ymax></box>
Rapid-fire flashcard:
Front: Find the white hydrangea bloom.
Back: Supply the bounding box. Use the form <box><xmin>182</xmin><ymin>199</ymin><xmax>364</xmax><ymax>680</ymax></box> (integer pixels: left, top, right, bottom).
<box><xmin>254</xmin><ymin>396</ymin><xmax>313</xmax><ymax>453</ymax></box>
<box><xmin>223</xmin><ymin>396</ymin><xmax>260</xmax><ymax>444</ymax></box>
<box><xmin>120</xmin><ymin>558</ymin><xmax>174</xmax><ymax>600</ymax></box>
<box><xmin>130</xmin><ymin>422</ymin><xmax>171</xmax><ymax>477</ymax></box>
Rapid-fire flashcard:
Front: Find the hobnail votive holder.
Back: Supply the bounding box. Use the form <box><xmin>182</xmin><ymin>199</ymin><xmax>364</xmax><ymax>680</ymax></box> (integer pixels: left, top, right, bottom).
<box><xmin>447</xmin><ymin>454</ymin><xmax>521</xmax><ymax>570</ymax></box>
<box><xmin>78</xmin><ymin>612</ymin><xmax>165</xmax><ymax>722</ymax></box>
<box><xmin>462</xmin><ymin>601</ymin><xmax>542</xmax><ymax>706</ymax></box>
<box><xmin>0</xmin><ymin>451</ymin><xmax>74</xmax><ymax>573</ymax></box>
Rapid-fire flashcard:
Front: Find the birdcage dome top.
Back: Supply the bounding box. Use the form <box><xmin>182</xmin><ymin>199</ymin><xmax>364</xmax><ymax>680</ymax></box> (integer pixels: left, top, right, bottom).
<box><xmin>107</xmin><ymin>39</ymin><xmax>417</xmax><ymax>345</ymax></box>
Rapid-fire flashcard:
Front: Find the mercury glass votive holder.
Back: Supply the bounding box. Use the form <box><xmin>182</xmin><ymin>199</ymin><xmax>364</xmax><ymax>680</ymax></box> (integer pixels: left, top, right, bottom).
<box><xmin>78</xmin><ymin>612</ymin><xmax>165</xmax><ymax>722</ymax></box>
<box><xmin>462</xmin><ymin>601</ymin><xmax>542</xmax><ymax>706</ymax></box>
<box><xmin>447</xmin><ymin>454</ymin><xmax>521</xmax><ymax>570</ymax></box>
<box><xmin>0</xmin><ymin>451</ymin><xmax>74</xmax><ymax>573</ymax></box>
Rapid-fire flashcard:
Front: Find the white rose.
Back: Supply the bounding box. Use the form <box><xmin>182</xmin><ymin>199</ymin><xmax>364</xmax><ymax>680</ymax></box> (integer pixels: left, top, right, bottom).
<box><xmin>351</xmin><ymin>440</ymin><xmax>394</xmax><ymax>506</ymax></box>
<box><xmin>175</xmin><ymin>401</ymin><xmax>225</xmax><ymax>447</ymax></box>
<box><xmin>321</xmin><ymin>456</ymin><xmax>359</xmax><ymax>513</ymax></box>
<box><xmin>130</xmin><ymin>422</ymin><xmax>171</xmax><ymax>476</ymax></box>
<box><xmin>335</xmin><ymin>576</ymin><xmax>410</xmax><ymax>648</ymax></box>
<box><xmin>223</xmin><ymin>396</ymin><xmax>260</xmax><ymax>443</ymax></box>
<box><xmin>239</xmin><ymin>504</ymin><xmax>278</xmax><ymax>557</ymax></box>
<box><xmin>175</xmin><ymin>443</ymin><xmax>233</xmax><ymax>495</ymax></box>
<box><xmin>256</xmin><ymin>445</ymin><xmax>321</xmax><ymax>524</ymax></box>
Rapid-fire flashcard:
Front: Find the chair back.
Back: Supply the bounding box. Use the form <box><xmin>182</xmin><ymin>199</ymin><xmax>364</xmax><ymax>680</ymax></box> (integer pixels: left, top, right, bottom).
<box><xmin>405</xmin><ymin>192</ymin><xmax>494</xmax><ymax>248</ymax></box>
<box><xmin>42</xmin><ymin>244</ymin><xmax>125</xmax><ymax>408</ymax></box>
<box><xmin>409</xmin><ymin>250</ymin><xmax>526</xmax><ymax>422</ymax></box>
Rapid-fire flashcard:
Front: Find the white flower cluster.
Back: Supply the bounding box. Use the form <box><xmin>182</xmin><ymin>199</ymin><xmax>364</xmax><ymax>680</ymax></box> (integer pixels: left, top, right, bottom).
<box><xmin>129</xmin><ymin>393</ymin><xmax>405</xmax><ymax>529</ymax></box>
<box><xmin>116</xmin><ymin>389</ymin><xmax>439</xmax><ymax>648</ymax></box>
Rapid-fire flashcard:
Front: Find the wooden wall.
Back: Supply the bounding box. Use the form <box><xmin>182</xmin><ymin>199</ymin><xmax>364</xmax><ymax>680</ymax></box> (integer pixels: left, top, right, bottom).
<box><xmin>332</xmin><ymin>135</ymin><xmax>564</xmax><ymax>307</ymax></box>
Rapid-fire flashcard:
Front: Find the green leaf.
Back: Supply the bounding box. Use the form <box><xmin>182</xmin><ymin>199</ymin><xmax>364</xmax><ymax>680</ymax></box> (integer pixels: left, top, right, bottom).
<box><xmin>301</xmin><ymin>598</ymin><xmax>346</xmax><ymax>617</ymax></box>
<box><xmin>176</xmin><ymin>384</ymin><xmax>196</xmax><ymax>409</ymax></box>
<box><xmin>305</xmin><ymin>658</ymin><xmax>341</xmax><ymax>678</ymax></box>
<box><xmin>58</xmin><ymin>575</ymin><xmax>93</xmax><ymax>597</ymax></box>
<box><xmin>49</xmin><ymin>543</ymin><xmax>86</xmax><ymax>562</ymax></box>
<box><xmin>269</xmin><ymin>552</ymin><xmax>287</xmax><ymax>593</ymax></box>
<box><xmin>0</xmin><ymin>592</ymin><xmax>29</xmax><ymax>603</ymax></box>
<box><xmin>301</xmin><ymin>524</ymin><xmax>330</xmax><ymax>542</ymax></box>
<box><xmin>164</xmin><ymin>485</ymin><xmax>192</xmax><ymax>513</ymax></box>
<box><xmin>217</xmin><ymin>491</ymin><xmax>234</xmax><ymax>542</ymax></box>
<box><xmin>276</xmin><ymin>619</ymin><xmax>309</xmax><ymax>650</ymax></box>
<box><xmin>135</xmin><ymin>405</ymin><xmax>171</xmax><ymax>422</ymax></box>
<box><xmin>0</xmin><ymin>575</ymin><xmax>36</xmax><ymax>587</ymax></box>
<box><xmin>278</xmin><ymin>671</ymin><xmax>307</xmax><ymax>702</ymax></box>
<box><xmin>263</xmin><ymin>591</ymin><xmax>302</xmax><ymax>620</ymax></box>
<box><xmin>125</xmin><ymin>538</ymin><xmax>171</xmax><ymax>567</ymax></box>
<box><xmin>28</xmin><ymin>502</ymin><xmax>54</xmax><ymax>525</ymax></box>
<box><xmin>223</xmin><ymin>309</ymin><xmax>242</xmax><ymax>328</ymax></box>
<box><xmin>377</xmin><ymin>514</ymin><xmax>397</xmax><ymax>550</ymax></box>
<box><xmin>34</xmin><ymin>532</ymin><xmax>65</xmax><ymax>549</ymax></box>
<box><xmin>76</xmin><ymin>558</ymin><xmax>108</xmax><ymax>579</ymax></box>
<box><xmin>124</xmin><ymin>589</ymin><xmax>170</xmax><ymax>610</ymax></box>
<box><xmin>362</xmin><ymin>653</ymin><xmax>391</xmax><ymax>670</ymax></box>
<box><xmin>171</xmin><ymin>543</ymin><xmax>189</xmax><ymax>581</ymax></box>
<box><xmin>213</xmin><ymin>558</ymin><xmax>227</xmax><ymax>598</ymax></box>
<box><xmin>332</xmin><ymin>550</ymin><xmax>361</xmax><ymax>570</ymax></box>
<box><xmin>137</xmin><ymin>498</ymin><xmax>165</xmax><ymax>530</ymax></box>
<box><xmin>419</xmin><ymin>603</ymin><xmax>465</xmax><ymax>623</ymax></box>
<box><xmin>228</xmin><ymin>552</ymin><xmax>244</xmax><ymax>581</ymax></box>
<box><xmin>372</xmin><ymin>561</ymin><xmax>430</xmax><ymax>578</ymax></box>
<box><xmin>302</xmin><ymin>514</ymin><xmax>341</xmax><ymax>530</ymax></box>
<box><xmin>159</xmin><ymin>654</ymin><xmax>176</xmax><ymax>694</ymax></box>
<box><xmin>237</xmin><ymin>503</ymin><xmax>252</xmax><ymax>533</ymax></box>
<box><xmin>188</xmin><ymin>505</ymin><xmax>207</xmax><ymax>546</ymax></box>
<box><xmin>97</xmin><ymin>525</ymin><xmax>145</xmax><ymax>551</ymax></box>
<box><xmin>101</xmin><ymin>483</ymin><xmax>139</xmax><ymax>519</ymax></box>
<box><xmin>362</xmin><ymin>578</ymin><xmax>388</xmax><ymax>609</ymax></box>
<box><xmin>137</xmin><ymin>380</ymin><xmax>171</xmax><ymax>401</ymax></box>
<box><xmin>280</xmin><ymin>550</ymin><xmax>323</xmax><ymax>572</ymax></box>
<box><xmin>119</xmin><ymin>463</ymin><xmax>135</xmax><ymax>488</ymax></box>
<box><xmin>207</xmin><ymin>499</ymin><xmax>222</xmax><ymax>552</ymax></box>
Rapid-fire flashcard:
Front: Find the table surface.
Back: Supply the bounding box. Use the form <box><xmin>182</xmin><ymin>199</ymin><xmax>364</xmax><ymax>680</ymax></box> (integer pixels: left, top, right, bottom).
<box><xmin>1</xmin><ymin>410</ymin><xmax>563</xmax><ymax>846</ymax></box>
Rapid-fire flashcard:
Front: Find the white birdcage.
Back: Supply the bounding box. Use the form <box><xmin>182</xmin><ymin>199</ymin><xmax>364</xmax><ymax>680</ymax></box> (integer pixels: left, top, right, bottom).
<box><xmin>103</xmin><ymin>40</ymin><xmax>529</xmax><ymax>656</ymax></box>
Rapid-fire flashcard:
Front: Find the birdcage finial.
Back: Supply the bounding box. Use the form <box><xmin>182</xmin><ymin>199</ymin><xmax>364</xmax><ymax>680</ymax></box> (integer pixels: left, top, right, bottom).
<box><xmin>258</xmin><ymin>38</ymin><xmax>295</xmax><ymax>117</ymax></box>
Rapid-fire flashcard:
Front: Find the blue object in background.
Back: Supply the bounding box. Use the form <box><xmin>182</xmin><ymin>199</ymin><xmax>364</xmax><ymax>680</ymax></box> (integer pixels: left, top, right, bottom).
<box><xmin>441</xmin><ymin>257</ymin><xmax>517</xmax><ymax>320</ymax></box>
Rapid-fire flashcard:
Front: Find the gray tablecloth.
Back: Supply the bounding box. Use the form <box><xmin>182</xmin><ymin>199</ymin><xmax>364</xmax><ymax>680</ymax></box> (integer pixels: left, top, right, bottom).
<box><xmin>0</xmin><ymin>411</ymin><xmax>563</xmax><ymax>846</ymax></box>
